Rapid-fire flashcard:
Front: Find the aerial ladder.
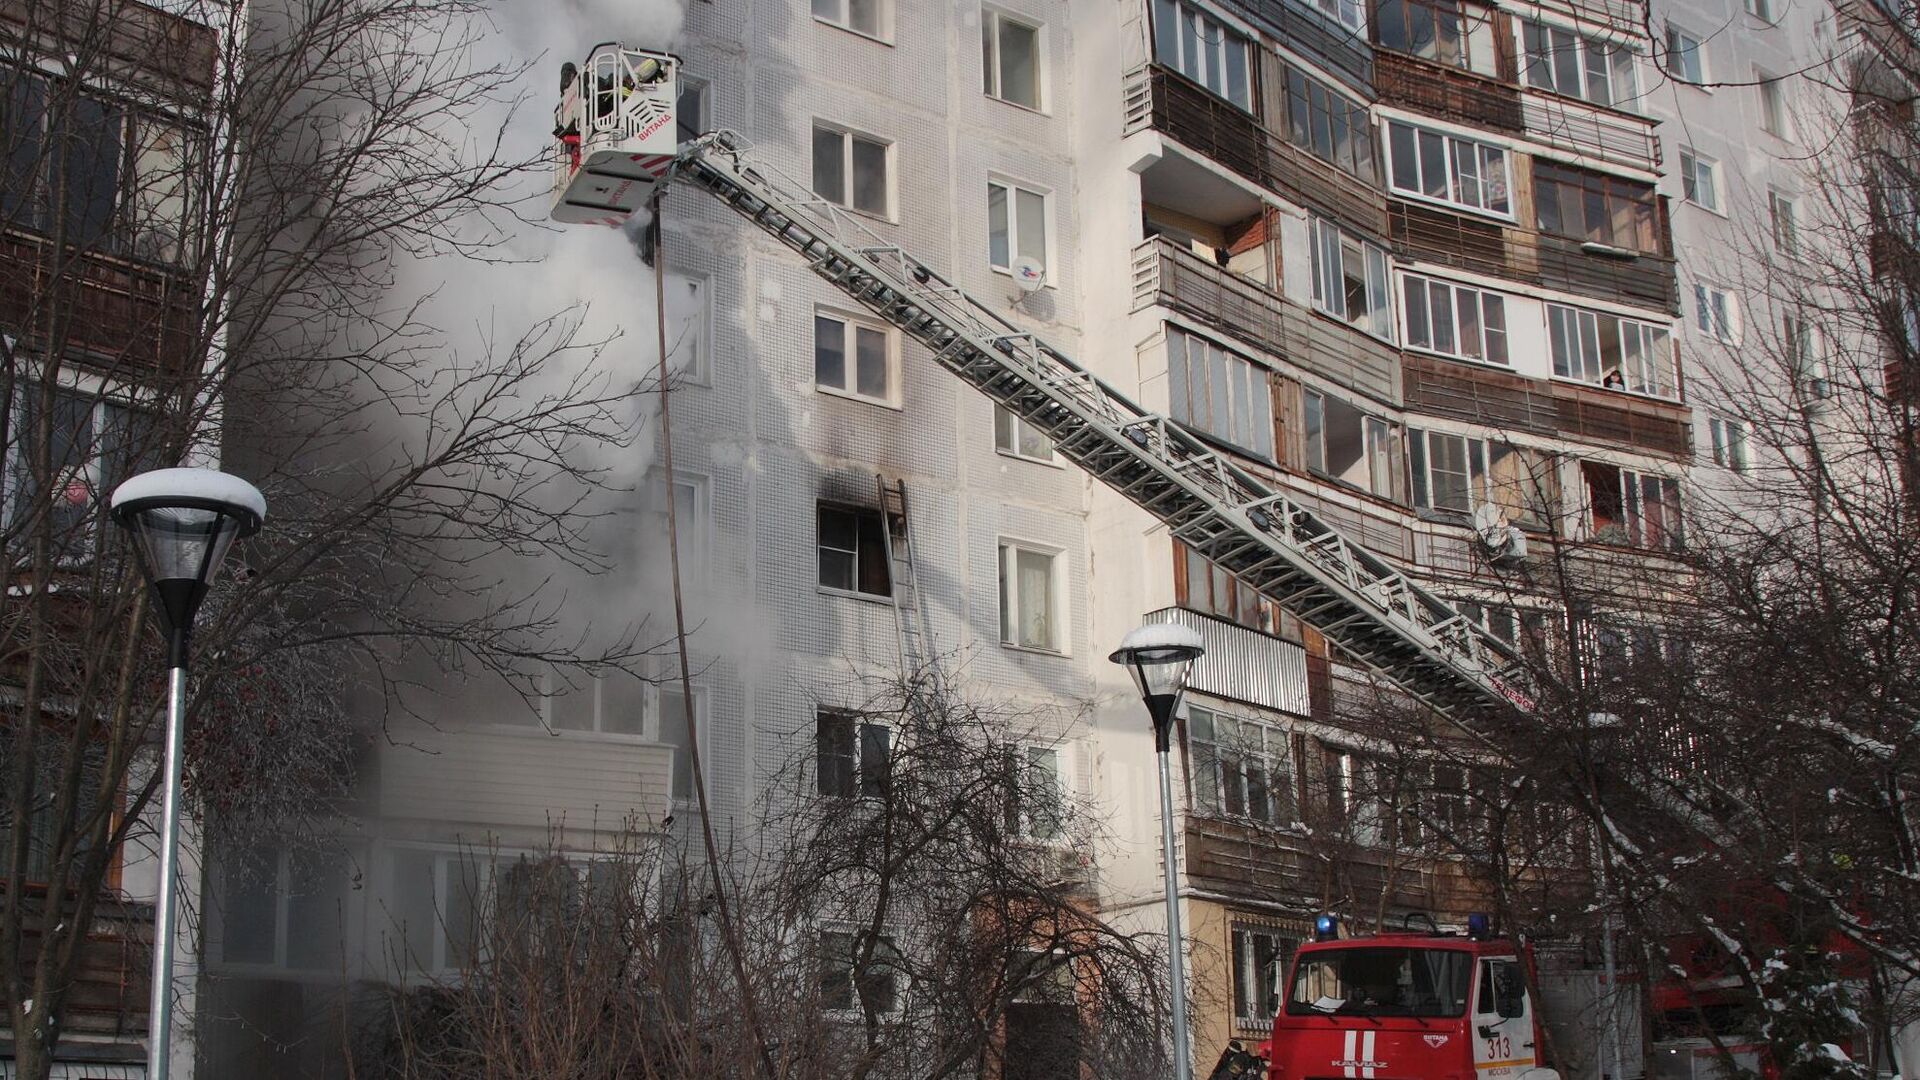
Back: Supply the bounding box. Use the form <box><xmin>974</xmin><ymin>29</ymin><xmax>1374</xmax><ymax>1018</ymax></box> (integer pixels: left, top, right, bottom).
<box><xmin>551</xmin><ymin>45</ymin><xmax>1535</xmax><ymax>726</ymax></box>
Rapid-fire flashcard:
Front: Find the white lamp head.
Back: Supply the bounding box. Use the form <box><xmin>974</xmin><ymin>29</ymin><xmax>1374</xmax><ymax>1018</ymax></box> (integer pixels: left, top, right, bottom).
<box><xmin>1109</xmin><ymin>622</ymin><xmax>1204</xmax><ymax>749</ymax></box>
<box><xmin>111</xmin><ymin>468</ymin><xmax>265</xmax><ymax>653</ymax></box>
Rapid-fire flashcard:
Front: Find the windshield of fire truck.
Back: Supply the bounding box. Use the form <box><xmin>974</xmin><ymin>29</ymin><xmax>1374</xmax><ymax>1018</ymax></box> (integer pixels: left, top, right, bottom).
<box><xmin>1285</xmin><ymin>947</ymin><xmax>1473</xmax><ymax>1018</ymax></box>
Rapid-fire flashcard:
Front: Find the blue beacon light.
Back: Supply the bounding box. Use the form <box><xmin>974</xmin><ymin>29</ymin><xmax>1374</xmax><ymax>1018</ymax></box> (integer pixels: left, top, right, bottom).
<box><xmin>1314</xmin><ymin>914</ymin><xmax>1340</xmax><ymax>941</ymax></box>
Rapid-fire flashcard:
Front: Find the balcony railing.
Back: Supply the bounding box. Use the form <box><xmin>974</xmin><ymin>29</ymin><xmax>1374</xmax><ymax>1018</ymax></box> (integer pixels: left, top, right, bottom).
<box><xmin>0</xmin><ymin>232</ymin><xmax>201</xmax><ymax>374</ymax></box>
<box><xmin>1210</xmin><ymin>0</ymin><xmax>1374</xmax><ymax>89</ymax></box>
<box><xmin>1124</xmin><ymin>64</ymin><xmax>1388</xmax><ymax>242</ymax></box>
<box><xmin>1401</xmin><ymin>351</ymin><xmax>1692</xmax><ymax>458</ymax></box>
<box><xmin>1374</xmin><ymin>51</ymin><xmax>1524</xmax><ymax>133</ymax></box>
<box><xmin>1389</xmin><ymin>200</ymin><xmax>1679</xmax><ymax>313</ymax></box>
<box><xmin>1520</xmin><ymin>92</ymin><xmax>1662</xmax><ymax>172</ymax></box>
<box><xmin>0</xmin><ymin>884</ymin><xmax>151</xmax><ymax>1040</ymax></box>
<box><xmin>1145</xmin><ymin>606</ymin><xmax>1311</xmax><ymax>716</ymax></box>
<box><xmin>1131</xmin><ymin>236</ymin><xmax>1401</xmax><ymax>405</ymax></box>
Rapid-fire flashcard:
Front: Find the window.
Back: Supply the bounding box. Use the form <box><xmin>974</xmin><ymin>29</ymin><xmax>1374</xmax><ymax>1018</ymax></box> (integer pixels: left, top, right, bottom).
<box><xmin>988</xmin><ymin>178</ymin><xmax>1049</xmax><ymax>276</ymax></box>
<box><xmin>817</xmin><ymin>710</ymin><xmax>892</xmax><ymax>799</ymax></box>
<box><xmin>1785</xmin><ymin>314</ymin><xmax>1833</xmax><ymax>401</ymax></box>
<box><xmin>1401</xmin><ymin>274</ymin><xmax>1508</xmax><ymax>365</ymax></box>
<box><xmin>1386</xmin><ymin>121</ymin><xmax>1510</xmax><ymax>216</ymax></box>
<box><xmin>999</xmin><ymin>541</ymin><xmax>1063</xmax><ymax>652</ymax></box>
<box><xmin>5</xmin><ymin>384</ymin><xmax>163</xmax><ymax>556</ymax></box>
<box><xmin>982</xmin><ymin>8</ymin><xmax>1043</xmax><ymax>109</ymax></box>
<box><xmin>1547</xmin><ymin>304</ymin><xmax>1677</xmax><ymax>397</ymax></box>
<box><xmin>1151</xmin><ymin>0</ymin><xmax>1252</xmax><ymax>111</ymax></box>
<box><xmin>2</xmin><ymin>76</ymin><xmax>126</xmax><ymax>250</ymax></box>
<box><xmin>995</xmin><ymin>404</ymin><xmax>1056</xmax><ymax>462</ymax></box>
<box><xmin>1303</xmin><ymin>389</ymin><xmax>1396</xmax><ymax>496</ymax></box>
<box><xmin>389</xmin><ymin>847</ymin><xmax>487</xmax><ymax>974</ymax></box>
<box><xmin>663</xmin><ymin>273</ymin><xmax>710</xmax><ymax>382</ymax></box>
<box><xmin>1176</xmin><ymin>541</ymin><xmax>1285</xmax><ymax>635</ymax></box>
<box><xmin>814</xmin><ymin>309</ymin><xmax>895</xmax><ymax>403</ymax></box>
<box><xmin>1187</xmin><ymin>705</ymin><xmax>1294</xmax><ymax>825</ymax></box>
<box><xmin>652</xmin><ymin>473</ymin><xmax>708</xmax><ymax>578</ymax></box>
<box><xmin>216</xmin><ymin>845</ymin><xmax>353</xmax><ymax>971</ymax></box>
<box><xmin>540</xmin><ymin>668</ymin><xmax>651</xmax><ymax>736</ymax></box>
<box><xmin>1708</xmin><ymin>416</ymin><xmax>1749</xmax><ymax>472</ymax></box>
<box><xmin>1758</xmin><ymin>75</ymin><xmax>1790</xmax><ymax>138</ymax></box>
<box><xmin>129</xmin><ymin>118</ymin><xmax>192</xmax><ymax>263</ymax></box>
<box><xmin>1679</xmin><ymin>148</ymin><xmax>1720</xmax><ymax>212</ymax></box>
<box><xmin>1283</xmin><ymin>66</ymin><xmax>1377</xmax><ymax>184</ymax></box>
<box><xmin>1665</xmin><ymin>24</ymin><xmax>1704</xmax><ymax>84</ymax></box>
<box><xmin>676</xmin><ymin>75</ymin><xmax>709</xmax><ymax>144</ymax></box>
<box><xmin>812</xmin><ymin>123</ymin><xmax>891</xmax><ymax>217</ymax></box>
<box><xmin>1315</xmin><ymin>0</ymin><xmax>1366</xmax><ymax>34</ymax></box>
<box><xmin>1745</xmin><ymin>0</ymin><xmax>1774</xmax><ymax>19</ymax></box>
<box><xmin>1310</xmin><ymin>217</ymin><xmax>1392</xmax><ymax>339</ymax></box>
<box><xmin>812</xmin><ymin>0</ymin><xmax>885</xmax><ymax>39</ymax></box>
<box><xmin>1693</xmin><ymin>284</ymin><xmax>1736</xmax><ymax>342</ymax></box>
<box><xmin>817</xmin><ymin>503</ymin><xmax>892</xmax><ymax>597</ymax></box>
<box><xmin>1232</xmin><ymin>926</ymin><xmax>1292</xmax><ymax>1027</ymax></box>
<box><xmin>1375</xmin><ymin>0</ymin><xmax>1466</xmax><ymax>67</ymax></box>
<box><xmin>1005</xmin><ymin>744</ymin><xmax>1065</xmax><ymax>840</ymax></box>
<box><xmin>656</xmin><ymin>683</ymin><xmax>706</xmax><ymax>800</ymax></box>
<box><xmin>1522</xmin><ymin>22</ymin><xmax>1638</xmax><ymax>108</ymax></box>
<box><xmin>1165</xmin><ymin>326</ymin><xmax>1275</xmax><ymax>459</ymax></box>
<box><xmin>1287</xmin><ymin>947</ymin><xmax>1473</xmax><ymax>1017</ymax></box>
<box><xmin>1582</xmin><ymin>461</ymin><xmax>1682</xmax><ymax>549</ymax></box>
<box><xmin>1770</xmin><ymin>190</ymin><xmax>1798</xmax><ymax>253</ymax></box>
<box><xmin>1408</xmin><ymin>429</ymin><xmax>1559</xmax><ymax>528</ymax></box>
<box><xmin>819</xmin><ymin>927</ymin><xmax>904</xmax><ymax>1014</ymax></box>
<box><xmin>1533</xmin><ymin>162</ymin><xmax>1662</xmax><ymax>253</ymax></box>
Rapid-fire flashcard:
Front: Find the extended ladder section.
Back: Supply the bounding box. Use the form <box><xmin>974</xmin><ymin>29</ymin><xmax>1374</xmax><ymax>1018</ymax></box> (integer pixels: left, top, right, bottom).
<box><xmin>671</xmin><ymin>132</ymin><xmax>1533</xmax><ymax>723</ymax></box>
<box><xmin>876</xmin><ymin>476</ymin><xmax>941</xmax><ymax>692</ymax></box>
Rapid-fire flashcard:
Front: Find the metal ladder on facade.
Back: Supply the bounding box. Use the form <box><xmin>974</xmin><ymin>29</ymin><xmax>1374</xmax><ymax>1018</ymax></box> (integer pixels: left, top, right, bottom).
<box><xmin>665</xmin><ymin>132</ymin><xmax>1534</xmax><ymax>725</ymax></box>
<box><xmin>875</xmin><ymin>476</ymin><xmax>941</xmax><ymax>691</ymax></box>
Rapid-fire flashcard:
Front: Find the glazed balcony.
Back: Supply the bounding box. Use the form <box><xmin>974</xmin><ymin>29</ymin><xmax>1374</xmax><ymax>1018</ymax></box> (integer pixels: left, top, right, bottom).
<box><xmin>1131</xmin><ymin>236</ymin><xmax>1402</xmax><ymax>404</ymax></box>
<box><xmin>1520</xmin><ymin>91</ymin><xmax>1662</xmax><ymax>173</ymax></box>
<box><xmin>1389</xmin><ymin>200</ymin><xmax>1679</xmax><ymax>313</ymax></box>
<box><xmin>1124</xmin><ymin>64</ymin><xmax>1388</xmax><ymax>241</ymax></box>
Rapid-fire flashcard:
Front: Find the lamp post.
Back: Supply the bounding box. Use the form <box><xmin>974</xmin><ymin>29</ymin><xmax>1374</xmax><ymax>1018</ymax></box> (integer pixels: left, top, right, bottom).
<box><xmin>110</xmin><ymin>468</ymin><xmax>265</xmax><ymax>1080</ymax></box>
<box><xmin>1109</xmin><ymin>621</ymin><xmax>1205</xmax><ymax>1080</ymax></box>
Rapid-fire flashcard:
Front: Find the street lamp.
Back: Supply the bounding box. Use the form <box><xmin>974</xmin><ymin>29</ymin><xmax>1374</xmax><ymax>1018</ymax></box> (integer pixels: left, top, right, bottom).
<box><xmin>110</xmin><ymin>468</ymin><xmax>265</xmax><ymax>1080</ymax></box>
<box><xmin>1109</xmin><ymin>621</ymin><xmax>1205</xmax><ymax>1080</ymax></box>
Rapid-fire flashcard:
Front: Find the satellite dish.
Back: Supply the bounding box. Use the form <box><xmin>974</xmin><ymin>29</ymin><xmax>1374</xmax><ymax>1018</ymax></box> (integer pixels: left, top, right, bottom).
<box><xmin>1472</xmin><ymin>503</ymin><xmax>1512</xmax><ymax>551</ymax></box>
<box><xmin>1012</xmin><ymin>256</ymin><xmax>1046</xmax><ymax>293</ymax></box>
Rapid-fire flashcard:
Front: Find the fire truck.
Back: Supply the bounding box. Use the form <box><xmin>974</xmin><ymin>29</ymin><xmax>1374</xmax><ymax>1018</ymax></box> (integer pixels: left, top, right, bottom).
<box><xmin>1257</xmin><ymin>916</ymin><xmax>1563</xmax><ymax>1080</ymax></box>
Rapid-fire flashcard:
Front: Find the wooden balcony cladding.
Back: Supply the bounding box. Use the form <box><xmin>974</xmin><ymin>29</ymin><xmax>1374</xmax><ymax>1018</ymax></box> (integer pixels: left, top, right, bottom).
<box><xmin>0</xmin><ymin>886</ymin><xmax>150</xmax><ymax>1039</ymax></box>
<box><xmin>1388</xmin><ymin>201</ymin><xmax>1679</xmax><ymax>313</ymax></box>
<box><xmin>1124</xmin><ymin>65</ymin><xmax>1388</xmax><ymax>243</ymax></box>
<box><xmin>1374</xmin><ymin>51</ymin><xmax>1524</xmax><ymax>134</ymax></box>
<box><xmin>1132</xmin><ymin>236</ymin><xmax>1401</xmax><ymax>405</ymax></box>
<box><xmin>1184</xmin><ymin>815</ymin><xmax>1493</xmax><ymax>914</ymax></box>
<box><xmin>0</xmin><ymin>0</ymin><xmax>219</xmax><ymax>98</ymax></box>
<box><xmin>0</xmin><ymin>233</ymin><xmax>199</xmax><ymax>374</ymax></box>
<box><xmin>1519</xmin><ymin>93</ymin><xmax>1662</xmax><ymax>173</ymax></box>
<box><xmin>1402</xmin><ymin>350</ymin><xmax>1692</xmax><ymax>457</ymax></box>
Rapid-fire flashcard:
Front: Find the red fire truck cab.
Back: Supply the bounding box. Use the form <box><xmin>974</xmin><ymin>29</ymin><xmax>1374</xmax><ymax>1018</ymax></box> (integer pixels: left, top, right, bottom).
<box><xmin>1267</xmin><ymin>918</ymin><xmax>1560</xmax><ymax>1080</ymax></box>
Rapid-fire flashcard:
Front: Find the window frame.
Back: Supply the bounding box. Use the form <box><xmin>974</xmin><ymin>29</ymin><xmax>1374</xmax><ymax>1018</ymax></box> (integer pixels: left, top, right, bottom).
<box><xmin>981</xmin><ymin>6</ymin><xmax>1046</xmax><ymax>111</ymax></box>
<box><xmin>813</xmin><ymin>306</ymin><xmax>900</xmax><ymax>406</ymax></box>
<box><xmin>1769</xmin><ymin>189</ymin><xmax>1799</xmax><ymax>254</ymax></box>
<box><xmin>1757</xmin><ymin>72</ymin><xmax>1791</xmax><ymax>139</ymax></box>
<box><xmin>1165</xmin><ymin>325</ymin><xmax>1277</xmax><ymax>462</ymax></box>
<box><xmin>1175</xmin><ymin>540</ymin><xmax>1286</xmax><ymax>636</ymax></box>
<box><xmin>1150</xmin><ymin>0</ymin><xmax>1255</xmax><ymax>112</ymax></box>
<box><xmin>1546</xmin><ymin>302</ymin><xmax>1678</xmax><ymax>399</ymax></box>
<box><xmin>1186</xmin><ymin>704</ymin><xmax>1296</xmax><ymax>826</ymax></box>
<box><xmin>1407</xmin><ymin>428</ymin><xmax>1559</xmax><ymax>529</ymax></box>
<box><xmin>816</xmin><ymin>501</ymin><xmax>894</xmax><ymax>599</ymax></box>
<box><xmin>987</xmin><ymin>175</ymin><xmax>1052</xmax><ymax>281</ymax></box>
<box><xmin>812</xmin><ymin>0</ymin><xmax>890</xmax><ymax>42</ymax></box>
<box><xmin>810</xmin><ymin>121</ymin><xmax>895</xmax><ymax>220</ymax></box>
<box><xmin>998</xmin><ymin>537</ymin><xmax>1067</xmax><ymax>654</ymax></box>
<box><xmin>816</xmin><ymin>709</ymin><xmax>895</xmax><ymax>800</ymax></box>
<box><xmin>1532</xmin><ymin>161</ymin><xmax>1662</xmax><ymax>254</ymax></box>
<box><xmin>818</xmin><ymin>924</ymin><xmax>907</xmax><ymax>1017</ymax></box>
<box><xmin>535</xmin><ymin>666</ymin><xmax>656</xmax><ymax>740</ymax></box>
<box><xmin>994</xmin><ymin>403</ymin><xmax>1059</xmax><ymax>465</ymax></box>
<box><xmin>1231</xmin><ymin>924</ymin><xmax>1294</xmax><ymax>1029</ymax></box>
<box><xmin>1521</xmin><ymin>20</ymin><xmax>1640</xmax><ymax>110</ymax></box>
<box><xmin>1006</xmin><ymin>742</ymin><xmax>1069</xmax><ymax>842</ymax></box>
<box><xmin>213</xmin><ymin>843</ymin><xmax>358</xmax><ymax>974</ymax></box>
<box><xmin>1384</xmin><ymin>119</ymin><xmax>1512</xmax><ymax>220</ymax></box>
<box><xmin>1283</xmin><ymin>65</ymin><xmax>1377</xmax><ymax>184</ymax></box>
<box><xmin>1399</xmin><ymin>272</ymin><xmax>1510</xmax><ymax>367</ymax></box>
<box><xmin>662</xmin><ymin>271</ymin><xmax>712</xmax><ymax>385</ymax></box>
<box><xmin>1679</xmin><ymin>147</ymin><xmax>1722</xmax><ymax>213</ymax></box>
<box><xmin>1302</xmin><ymin>388</ymin><xmax>1397</xmax><ymax>498</ymax></box>
<box><xmin>1692</xmin><ymin>282</ymin><xmax>1737</xmax><ymax>343</ymax></box>
<box><xmin>1744</xmin><ymin>0</ymin><xmax>1776</xmax><ymax>23</ymax></box>
<box><xmin>1309</xmin><ymin>216</ymin><xmax>1394</xmax><ymax>341</ymax></box>
<box><xmin>1581</xmin><ymin>460</ymin><xmax>1684</xmax><ymax>550</ymax></box>
<box><xmin>1708</xmin><ymin>416</ymin><xmax>1749</xmax><ymax>473</ymax></box>
<box><xmin>3</xmin><ymin>379</ymin><xmax>165</xmax><ymax>559</ymax></box>
<box><xmin>1664</xmin><ymin>23</ymin><xmax>1706</xmax><ymax>84</ymax></box>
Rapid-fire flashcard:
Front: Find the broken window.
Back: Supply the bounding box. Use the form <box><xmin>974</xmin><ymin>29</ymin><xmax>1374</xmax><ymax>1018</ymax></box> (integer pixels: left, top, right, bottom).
<box><xmin>1176</xmin><ymin>541</ymin><xmax>1285</xmax><ymax>636</ymax></box>
<box><xmin>1310</xmin><ymin>217</ymin><xmax>1392</xmax><ymax>340</ymax></box>
<box><xmin>817</xmin><ymin>503</ymin><xmax>892</xmax><ymax>597</ymax></box>
<box><xmin>1408</xmin><ymin>430</ymin><xmax>1557</xmax><ymax>528</ymax></box>
<box><xmin>1303</xmin><ymin>390</ymin><xmax>1396</xmax><ymax>497</ymax></box>
<box><xmin>1581</xmin><ymin>461</ymin><xmax>1682</xmax><ymax>550</ymax></box>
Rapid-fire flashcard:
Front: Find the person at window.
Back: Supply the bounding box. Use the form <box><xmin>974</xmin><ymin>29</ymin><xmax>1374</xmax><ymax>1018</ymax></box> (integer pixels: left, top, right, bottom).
<box><xmin>1602</xmin><ymin>369</ymin><xmax>1625</xmax><ymax>390</ymax></box>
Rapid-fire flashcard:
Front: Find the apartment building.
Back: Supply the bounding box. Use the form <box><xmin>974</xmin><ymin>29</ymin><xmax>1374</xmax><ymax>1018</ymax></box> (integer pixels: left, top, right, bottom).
<box><xmin>0</xmin><ymin>2</ymin><xmax>221</xmax><ymax>1077</ymax></box>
